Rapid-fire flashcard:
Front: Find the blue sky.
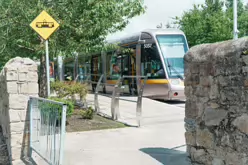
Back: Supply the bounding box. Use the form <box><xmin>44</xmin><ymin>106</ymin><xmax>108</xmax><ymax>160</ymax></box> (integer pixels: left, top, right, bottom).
<box><xmin>106</xmin><ymin>0</ymin><xmax>248</xmax><ymax>40</ymax></box>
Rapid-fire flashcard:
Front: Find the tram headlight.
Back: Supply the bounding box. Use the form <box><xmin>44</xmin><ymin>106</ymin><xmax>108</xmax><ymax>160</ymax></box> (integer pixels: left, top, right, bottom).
<box><xmin>170</xmin><ymin>79</ymin><xmax>180</xmax><ymax>85</ymax></box>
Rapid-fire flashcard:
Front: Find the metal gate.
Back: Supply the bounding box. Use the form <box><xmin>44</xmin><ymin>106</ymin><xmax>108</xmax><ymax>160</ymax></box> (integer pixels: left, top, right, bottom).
<box><xmin>29</xmin><ymin>97</ymin><xmax>67</xmax><ymax>165</ymax></box>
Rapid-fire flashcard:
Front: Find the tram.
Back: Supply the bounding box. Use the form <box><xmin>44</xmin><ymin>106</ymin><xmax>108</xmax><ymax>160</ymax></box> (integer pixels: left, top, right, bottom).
<box><xmin>62</xmin><ymin>28</ymin><xmax>189</xmax><ymax>100</ymax></box>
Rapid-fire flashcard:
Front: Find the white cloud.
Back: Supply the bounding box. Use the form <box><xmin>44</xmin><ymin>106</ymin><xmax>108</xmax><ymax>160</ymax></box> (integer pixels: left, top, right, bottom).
<box><xmin>106</xmin><ymin>0</ymin><xmax>248</xmax><ymax>41</ymax></box>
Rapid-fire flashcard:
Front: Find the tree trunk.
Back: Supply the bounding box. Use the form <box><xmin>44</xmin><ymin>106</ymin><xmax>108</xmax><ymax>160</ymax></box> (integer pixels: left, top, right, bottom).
<box><xmin>39</xmin><ymin>54</ymin><xmax>48</xmax><ymax>98</ymax></box>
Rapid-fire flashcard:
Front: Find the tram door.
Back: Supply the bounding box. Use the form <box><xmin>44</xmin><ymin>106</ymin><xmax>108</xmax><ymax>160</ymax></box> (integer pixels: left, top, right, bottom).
<box><xmin>91</xmin><ymin>55</ymin><xmax>101</xmax><ymax>92</ymax></box>
<box><xmin>127</xmin><ymin>47</ymin><xmax>138</xmax><ymax>95</ymax></box>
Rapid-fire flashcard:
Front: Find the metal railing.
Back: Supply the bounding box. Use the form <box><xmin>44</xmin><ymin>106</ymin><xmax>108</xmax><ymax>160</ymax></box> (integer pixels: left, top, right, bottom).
<box><xmin>79</xmin><ymin>74</ymin><xmax>115</xmax><ymax>113</ymax></box>
<box><xmin>111</xmin><ymin>75</ymin><xmax>148</xmax><ymax>127</ymax></box>
<box><xmin>82</xmin><ymin>73</ymin><xmax>147</xmax><ymax>127</ymax></box>
<box><xmin>29</xmin><ymin>97</ymin><xmax>67</xmax><ymax>165</ymax></box>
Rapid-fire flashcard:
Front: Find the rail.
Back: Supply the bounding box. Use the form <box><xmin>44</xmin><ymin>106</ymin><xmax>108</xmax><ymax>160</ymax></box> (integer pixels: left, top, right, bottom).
<box><xmin>112</xmin><ymin>75</ymin><xmax>148</xmax><ymax>126</ymax></box>
<box><xmin>29</xmin><ymin>97</ymin><xmax>67</xmax><ymax>165</ymax></box>
<box><xmin>81</xmin><ymin>73</ymin><xmax>147</xmax><ymax>127</ymax></box>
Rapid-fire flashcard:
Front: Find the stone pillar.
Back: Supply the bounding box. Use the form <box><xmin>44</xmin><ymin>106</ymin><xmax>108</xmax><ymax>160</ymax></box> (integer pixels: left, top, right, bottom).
<box><xmin>0</xmin><ymin>57</ymin><xmax>38</xmax><ymax>165</ymax></box>
<box><xmin>184</xmin><ymin>37</ymin><xmax>248</xmax><ymax>165</ymax></box>
<box><xmin>0</xmin><ymin>126</ymin><xmax>9</xmax><ymax>164</ymax></box>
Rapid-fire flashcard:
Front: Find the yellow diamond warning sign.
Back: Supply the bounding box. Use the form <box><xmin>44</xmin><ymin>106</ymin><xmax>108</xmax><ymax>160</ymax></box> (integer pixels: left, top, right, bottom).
<box><xmin>30</xmin><ymin>10</ymin><xmax>59</xmax><ymax>40</ymax></box>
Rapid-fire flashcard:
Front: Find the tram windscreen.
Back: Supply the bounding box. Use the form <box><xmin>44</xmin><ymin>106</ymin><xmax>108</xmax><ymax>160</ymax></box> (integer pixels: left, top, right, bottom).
<box><xmin>156</xmin><ymin>34</ymin><xmax>188</xmax><ymax>79</ymax></box>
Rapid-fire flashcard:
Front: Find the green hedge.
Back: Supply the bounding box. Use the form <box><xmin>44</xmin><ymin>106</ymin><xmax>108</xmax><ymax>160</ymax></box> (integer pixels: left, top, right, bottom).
<box><xmin>51</xmin><ymin>81</ymin><xmax>88</xmax><ymax>102</ymax></box>
<box><xmin>38</xmin><ymin>97</ymin><xmax>74</xmax><ymax>120</ymax></box>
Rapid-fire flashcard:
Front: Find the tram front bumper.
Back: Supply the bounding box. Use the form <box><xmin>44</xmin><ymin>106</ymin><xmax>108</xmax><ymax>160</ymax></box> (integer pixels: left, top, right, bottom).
<box><xmin>168</xmin><ymin>85</ymin><xmax>185</xmax><ymax>100</ymax></box>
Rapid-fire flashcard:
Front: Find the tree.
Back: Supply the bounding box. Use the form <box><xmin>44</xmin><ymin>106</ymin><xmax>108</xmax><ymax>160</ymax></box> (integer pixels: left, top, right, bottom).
<box><xmin>0</xmin><ymin>0</ymin><xmax>145</xmax><ymax>97</ymax></box>
<box><xmin>172</xmin><ymin>0</ymin><xmax>248</xmax><ymax>48</ymax></box>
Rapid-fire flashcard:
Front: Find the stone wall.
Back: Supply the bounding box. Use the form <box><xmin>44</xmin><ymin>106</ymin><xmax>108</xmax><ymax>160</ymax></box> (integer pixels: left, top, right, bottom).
<box><xmin>0</xmin><ymin>57</ymin><xmax>38</xmax><ymax>165</ymax></box>
<box><xmin>184</xmin><ymin>37</ymin><xmax>248</xmax><ymax>165</ymax></box>
<box><xmin>0</xmin><ymin>126</ymin><xmax>9</xmax><ymax>164</ymax></box>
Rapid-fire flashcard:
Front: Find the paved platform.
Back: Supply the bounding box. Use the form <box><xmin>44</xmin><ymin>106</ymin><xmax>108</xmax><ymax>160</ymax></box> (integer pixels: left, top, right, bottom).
<box><xmin>63</xmin><ymin>94</ymin><xmax>189</xmax><ymax>165</ymax></box>
<box><xmin>86</xmin><ymin>94</ymin><xmax>185</xmax><ymax>127</ymax></box>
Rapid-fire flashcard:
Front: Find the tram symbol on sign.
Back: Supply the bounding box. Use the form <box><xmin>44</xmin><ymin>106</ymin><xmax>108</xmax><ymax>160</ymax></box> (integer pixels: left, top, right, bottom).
<box><xmin>36</xmin><ymin>20</ymin><xmax>54</xmax><ymax>28</ymax></box>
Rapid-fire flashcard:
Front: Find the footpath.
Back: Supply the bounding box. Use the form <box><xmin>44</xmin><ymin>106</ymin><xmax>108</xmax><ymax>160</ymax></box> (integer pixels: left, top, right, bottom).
<box><xmin>63</xmin><ymin>94</ymin><xmax>190</xmax><ymax>165</ymax></box>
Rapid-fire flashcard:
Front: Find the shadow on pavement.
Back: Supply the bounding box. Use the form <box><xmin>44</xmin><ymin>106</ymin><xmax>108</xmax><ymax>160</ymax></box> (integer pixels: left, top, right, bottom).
<box><xmin>139</xmin><ymin>147</ymin><xmax>190</xmax><ymax>165</ymax></box>
<box><xmin>155</xmin><ymin>99</ymin><xmax>186</xmax><ymax>105</ymax></box>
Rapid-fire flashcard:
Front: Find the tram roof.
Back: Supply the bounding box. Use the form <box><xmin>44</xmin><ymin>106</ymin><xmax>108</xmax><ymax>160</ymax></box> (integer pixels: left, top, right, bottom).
<box><xmin>107</xmin><ymin>28</ymin><xmax>185</xmax><ymax>46</ymax></box>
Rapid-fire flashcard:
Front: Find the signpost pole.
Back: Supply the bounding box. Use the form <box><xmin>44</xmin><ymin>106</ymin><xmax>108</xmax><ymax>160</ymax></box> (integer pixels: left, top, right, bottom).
<box><xmin>30</xmin><ymin>10</ymin><xmax>60</xmax><ymax>98</ymax></box>
<box><xmin>45</xmin><ymin>40</ymin><xmax>50</xmax><ymax>97</ymax></box>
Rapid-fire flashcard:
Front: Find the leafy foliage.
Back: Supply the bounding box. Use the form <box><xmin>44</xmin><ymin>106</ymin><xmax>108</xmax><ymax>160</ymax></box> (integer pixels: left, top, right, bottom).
<box><xmin>0</xmin><ymin>0</ymin><xmax>145</xmax><ymax>95</ymax></box>
<box><xmin>79</xmin><ymin>106</ymin><xmax>94</xmax><ymax>120</ymax></box>
<box><xmin>172</xmin><ymin>0</ymin><xmax>248</xmax><ymax>47</ymax></box>
<box><xmin>0</xmin><ymin>0</ymin><xmax>145</xmax><ymax>61</ymax></box>
<box><xmin>51</xmin><ymin>81</ymin><xmax>88</xmax><ymax>102</ymax></box>
<box><xmin>38</xmin><ymin>97</ymin><xmax>74</xmax><ymax>120</ymax></box>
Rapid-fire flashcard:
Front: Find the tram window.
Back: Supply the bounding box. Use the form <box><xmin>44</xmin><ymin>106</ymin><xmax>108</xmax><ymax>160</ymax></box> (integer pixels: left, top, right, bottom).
<box><xmin>106</xmin><ymin>53</ymin><xmax>121</xmax><ymax>80</ymax></box>
<box><xmin>64</xmin><ymin>62</ymin><xmax>75</xmax><ymax>81</ymax></box>
<box><xmin>112</xmin><ymin>55</ymin><xmax>122</xmax><ymax>79</ymax></box>
<box><xmin>106</xmin><ymin>52</ymin><xmax>112</xmax><ymax>79</ymax></box>
<box><xmin>141</xmin><ymin>43</ymin><xmax>166</xmax><ymax>79</ymax></box>
<box><xmin>141</xmin><ymin>32</ymin><xmax>152</xmax><ymax>40</ymax></box>
<box><xmin>91</xmin><ymin>55</ymin><xmax>102</xmax><ymax>82</ymax></box>
<box><xmin>122</xmin><ymin>55</ymin><xmax>129</xmax><ymax>76</ymax></box>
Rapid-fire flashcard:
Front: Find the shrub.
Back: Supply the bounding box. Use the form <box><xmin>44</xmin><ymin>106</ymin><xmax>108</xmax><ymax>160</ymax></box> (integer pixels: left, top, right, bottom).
<box><xmin>49</xmin><ymin>97</ymin><xmax>75</xmax><ymax>118</ymax></box>
<box><xmin>79</xmin><ymin>106</ymin><xmax>94</xmax><ymax>119</ymax></box>
<box><xmin>51</xmin><ymin>81</ymin><xmax>88</xmax><ymax>102</ymax></box>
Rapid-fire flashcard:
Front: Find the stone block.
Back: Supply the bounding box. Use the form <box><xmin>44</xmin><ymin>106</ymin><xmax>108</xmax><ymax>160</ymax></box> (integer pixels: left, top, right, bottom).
<box><xmin>203</xmin><ymin>107</ymin><xmax>227</xmax><ymax>126</ymax></box>
<box><xmin>212</xmin><ymin>158</ymin><xmax>224</xmax><ymax>165</ymax></box>
<box><xmin>200</xmin><ymin>63</ymin><xmax>215</xmax><ymax>76</ymax></box>
<box><xmin>11</xmin><ymin>133</ymin><xmax>29</xmax><ymax>148</ymax></box>
<box><xmin>18</xmin><ymin>83</ymin><xmax>28</xmax><ymax>94</ymax></box>
<box><xmin>12</xmin><ymin>159</ymin><xmax>26</xmax><ymax>165</ymax></box>
<box><xmin>7</xmin><ymin>82</ymin><xmax>18</xmax><ymax>94</ymax></box>
<box><xmin>27</xmin><ymin>83</ymin><xmax>38</xmax><ymax>94</ymax></box>
<box><xmin>6</xmin><ymin>71</ymin><xmax>17</xmax><ymax>81</ymax></box>
<box><xmin>200</xmin><ymin>76</ymin><xmax>211</xmax><ymax>87</ymax></box>
<box><xmin>217</xmin><ymin>75</ymin><xmax>243</xmax><ymax>87</ymax></box>
<box><xmin>209</xmin><ymin>102</ymin><xmax>220</xmax><ymax>109</ymax></box>
<box><xmin>215</xmin><ymin>65</ymin><xmax>242</xmax><ymax>76</ymax></box>
<box><xmin>185</xmin><ymin>100</ymin><xmax>198</xmax><ymax>119</ymax></box>
<box><xmin>8</xmin><ymin>94</ymin><xmax>28</xmax><ymax>110</ymax></box>
<box><xmin>233</xmin><ymin>114</ymin><xmax>248</xmax><ymax>134</ymax></box>
<box><xmin>18</xmin><ymin>73</ymin><xmax>27</xmax><ymax>82</ymax></box>
<box><xmin>225</xmin><ymin>152</ymin><xmax>247</xmax><ymax>165</ymax></box>
<box><xmin>28</xmin><ymin>65</ymin><xmax>38</xmax><ymax>72</ymax></box>
<box><xmin>10</xmin><ymin>122</ymin><xmax>26</xmax><ymax>134</ymax></box>
<box><xmin>189</xmin><ymin>146</ymin><xmax>212</xmax><ymax>164</ymax></box>
<box><xmin>185</xmin><ymin>74</ymin><xmax>200</xmax><ymax>86</ymax></box>
<box><xmin>242</xmin><ymin>66</ymin><xmax>248</xmax><ymax>73</ymax></box>
<box><xmin>244</xmin><ymin>79</ymin><xmax>248</xmax><ymax>87</ymax></box>
<box><xmin>27</xmin><ymin>72</ymin><xmax>38</xmax><ymax>82</ymax></box>
<box><xmin>220</xmin><ymin>87</ymin><xmax>242</xmax><ymax>105</ymax></box>
<box><xmin>195</xmin><ymin>86</ymin><xmax>209</xmax><ymax>97</ymax></box>
<box><xmin>9</xmin><ymin>110</ymin><xmax>28</xmax><ymax>123</ymax></box>
<box><xmin>209</xmin><ymin>84</ymin><xmax>219</xmax><ymax>99</ymax></box>
<box><xmin>242</xmin><ymin>55</ymin><xmax>248</xmax><ymax>65</ymax></box>
<box><xmin>5</xmin><ymin>64</ymin><xmax>18</xmax><ymax>72</ymax></box>
<box><xmin>191</xmin><ymin>64</ymin><xmax>200</xmax><ymax>74</ymax></box>
<box><xmin>184</xmin><ymin>86</ymin><xmax>193</xmax><ymax>97</ymax></box>
<box><xmin>23</xmin><ymin>58</ymin><xmax>35</xmax><ymax>65</ymax></box>
<box><xmin>18</xmin><ymin>82</ymin><xmax>38</xmax><ymax>94</ymax></box>
<box><xmin>185</xmin><ymin>131</ymin><xmax>196</xmax><ymax>146</ymax></box>
<box><xmin>196</xmin><ymin>128</ymin><xmax>215</xmax><ymax>149</ymax></box>
<box><xmin>10</xmin><ymin>146</ymin><xmax>22</xmax><ymax>161</ymax></box>
<box><xmin>184</xmin><ymin>118</ymin><xmax>197</xmax><ymax>132</ymax></box>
